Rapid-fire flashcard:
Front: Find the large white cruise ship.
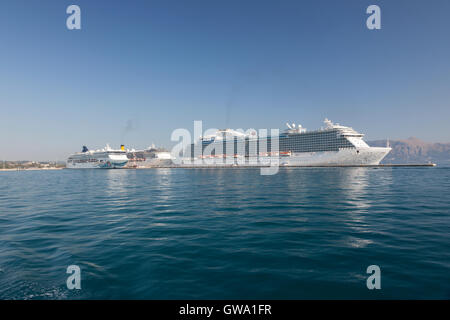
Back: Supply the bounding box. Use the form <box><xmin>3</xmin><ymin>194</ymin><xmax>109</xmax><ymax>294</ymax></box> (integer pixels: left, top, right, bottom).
<box><xmin>66</xmin><ymin>144</ymin><xmax>128</xmax><ymax>169</ymax></box>
<box><xmin>183</xmin><ymin>119</ymin><xmax>391</xmax><ymax>166</ymax></box>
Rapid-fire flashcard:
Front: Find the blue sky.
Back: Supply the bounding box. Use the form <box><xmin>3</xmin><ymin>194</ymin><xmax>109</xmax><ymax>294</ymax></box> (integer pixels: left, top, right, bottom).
<box><xmin>0</xmin><ymin>0</ymin><xmax>449</xmax><ymax>160</ymax></box>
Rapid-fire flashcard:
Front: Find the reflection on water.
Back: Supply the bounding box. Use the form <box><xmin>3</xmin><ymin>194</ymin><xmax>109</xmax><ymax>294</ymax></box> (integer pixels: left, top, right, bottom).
<box><xmin>340</xmin><ymin>168</ymin><xmax>376</xmax><ymax>246</ymax></box>
<box><xmin>152</xmin><ymin>168</ymin><xmax>175</xmax><ymax>203</ymax></box>
<box><xmin>341</xmin><ymin>168</ymin><xmax>371</xmax><ymax>236</ymax></box>
<box><xmin>341</xmin><ymin>168</ymin><xmax>370</xmax><ymax>208</ymax></box>
<box><xmin>104</xmin><ymin>169</ymin><xmax>133</xmax><ymax>198</ymax></box>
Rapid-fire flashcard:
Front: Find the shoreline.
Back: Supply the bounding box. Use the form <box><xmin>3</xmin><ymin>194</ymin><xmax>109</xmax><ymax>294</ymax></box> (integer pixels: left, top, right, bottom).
<box><xmin>127</xmin><ymin>163</ymin><xmax>437</xmax><ymax>169</ymax></box>
<box><xmin>0</xmin><ymin>163</ymin><xmax>437</xmax><ymax>172</ymax></box>
<box><xmin>0</xmin><ymin>167</ymin><xmax>64</xmax><ymax>172</ymax></box>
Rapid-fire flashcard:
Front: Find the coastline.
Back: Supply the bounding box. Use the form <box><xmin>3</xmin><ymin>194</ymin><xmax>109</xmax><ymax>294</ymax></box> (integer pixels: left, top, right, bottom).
<box><xmin>126</xmin><ymin>163</ymin><xmax>437</xmax><ymax>169</ymax></box>
<box><xmin>0</xmin><ymin>167</ymin><xmax>64</xmax><ymax>172</ymax></box>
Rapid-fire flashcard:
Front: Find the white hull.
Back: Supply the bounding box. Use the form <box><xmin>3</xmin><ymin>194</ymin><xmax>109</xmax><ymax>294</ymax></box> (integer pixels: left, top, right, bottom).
<box><xmin>280</xmin><ymin>147</ymin><xmax>391</xmax><ymax>166</ymax></box>
<box><xmin>66</xmin><ymin>161</ymin><xmax>128</xmax><ymax>169</ymax></box>
<box><xmin>144</xmin><ymin>158</ymin><xmax>173</xmax><ymax>167</ymax></box>
<box><xmin>126</xmin><ymin>158</ymin><xmax>173</xmax><ymax>168</ymax></box>
<box><xmin>181</xmin><ymin>147</ymin><xmax>391</xmax><ymax>167</ymax></box>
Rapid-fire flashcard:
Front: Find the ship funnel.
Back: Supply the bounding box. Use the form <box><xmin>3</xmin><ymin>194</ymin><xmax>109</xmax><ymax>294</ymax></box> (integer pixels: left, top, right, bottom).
<box><xmin>82</xmin><ymin>146</ymin><xmax>89</xmax><ymax>153</ymax></box>
<box><xmin>120</xmin><ymin>144</ymin><xmax>125</xmax><ymax>151</ymax></box>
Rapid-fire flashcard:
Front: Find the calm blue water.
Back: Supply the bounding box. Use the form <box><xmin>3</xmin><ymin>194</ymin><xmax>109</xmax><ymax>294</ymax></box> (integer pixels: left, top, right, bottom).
<box><xmin>0</xmin><ymin>167</ymin><xmax>449</xmax><ymax>299</ymax></box>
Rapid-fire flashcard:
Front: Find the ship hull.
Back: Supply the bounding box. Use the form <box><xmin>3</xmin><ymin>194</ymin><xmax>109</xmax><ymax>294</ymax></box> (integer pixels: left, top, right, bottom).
<box><xmin>126</xmin><ymin>158</ymin><xmax>173</xmax><ymax>168</ymax></box>
<box><xmin>280</xmin><ymin>147</ymin><xmax>391</xmax><ymax>166</ymax></box>
<box><xmin>144</xmin><ymin>158</ymin><xmax>173</xmax><ymax>167</ymax></box>
<box><xmin>66</xmin><ymin>160</ymin><xmax>128</xmax><ymax>169</ymax></box>
<box><xmin>181</xmin><ymin>147</ymin><xmax>391</xmax><ymax>167</ymax></box>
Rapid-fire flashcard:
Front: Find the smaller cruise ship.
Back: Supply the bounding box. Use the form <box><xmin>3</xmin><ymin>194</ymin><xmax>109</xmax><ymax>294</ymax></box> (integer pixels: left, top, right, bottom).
<box><xmin>126</xmin><ymin>144</ymin><xmax>173</xmax><ymax>168</ymax></box>
<box><xmin>66</xmin><ymin>144</ymin><xmax>128</xmax><ymax>169</ymax></box>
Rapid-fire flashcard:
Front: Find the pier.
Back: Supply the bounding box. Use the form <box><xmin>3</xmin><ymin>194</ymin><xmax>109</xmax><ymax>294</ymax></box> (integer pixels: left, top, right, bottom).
<box><xmin>126</xmin><ymin>163</ymin><xmax>437</xmax><ymax>169</ymax></box>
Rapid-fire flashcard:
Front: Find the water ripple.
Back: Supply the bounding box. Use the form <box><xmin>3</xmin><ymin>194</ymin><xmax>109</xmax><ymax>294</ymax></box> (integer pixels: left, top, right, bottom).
<box><xmin>0</xmin><ymin>167</ymin><xmax>449</xmax><ymax>299</ymax></box>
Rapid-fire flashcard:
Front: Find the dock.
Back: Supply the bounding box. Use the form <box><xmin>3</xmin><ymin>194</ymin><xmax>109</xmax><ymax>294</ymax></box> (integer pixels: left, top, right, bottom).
<box><xmin>126</xmin><ymin>163</ymin><xmax>437</xmax><ymax>169</ymax></box>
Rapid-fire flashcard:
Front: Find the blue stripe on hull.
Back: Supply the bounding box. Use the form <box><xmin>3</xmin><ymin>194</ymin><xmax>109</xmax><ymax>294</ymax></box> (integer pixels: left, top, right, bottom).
<box><xmin>98</xmin><ymin>161</ymin><xmax>128</xmax><ymax>168</ymax></box>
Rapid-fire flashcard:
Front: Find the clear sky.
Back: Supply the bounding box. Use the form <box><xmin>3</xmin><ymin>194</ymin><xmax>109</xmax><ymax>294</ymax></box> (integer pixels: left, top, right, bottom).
<box><xmin>1</xmin><ymin>0</ymin><xmax>449</xmax><ymax>160</ymax></box>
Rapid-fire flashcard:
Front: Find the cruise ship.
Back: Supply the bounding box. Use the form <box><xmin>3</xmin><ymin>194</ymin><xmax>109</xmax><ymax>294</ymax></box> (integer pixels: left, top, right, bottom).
<box><xmin>126</xmin><ymin>145</ymin><xmax>173</xmax><ymax>168</ymax></box>
<box><xmin>183</xmin><ymin>119</ymin><xmax>391</xmax><ymax>166</ymax></box>
<box><xmin>66</xmin><ymin>144</ymin><xmax>128</xmax><ymax>169</ymax></box>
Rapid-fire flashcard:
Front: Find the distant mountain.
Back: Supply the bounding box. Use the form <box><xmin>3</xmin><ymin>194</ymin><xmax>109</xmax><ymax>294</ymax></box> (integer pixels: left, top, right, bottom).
<box><xmin>368</xmin><ymin>138</ymin><xmax>450</xmax><ymax>165</ymax></box>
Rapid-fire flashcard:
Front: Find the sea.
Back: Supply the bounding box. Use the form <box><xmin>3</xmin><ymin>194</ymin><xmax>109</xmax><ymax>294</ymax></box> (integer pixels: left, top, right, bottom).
<box><xmin>0</xmin><ymin>167</ymin><xmax>449</xmax><ymax>299</ymax></box>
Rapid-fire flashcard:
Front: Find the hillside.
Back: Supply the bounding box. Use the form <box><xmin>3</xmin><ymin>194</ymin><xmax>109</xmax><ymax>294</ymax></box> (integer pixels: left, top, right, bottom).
<box><xmin>368</xmin><ymin>138</ymin><xmax>450</xmax><ymax>164</ymax></box>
